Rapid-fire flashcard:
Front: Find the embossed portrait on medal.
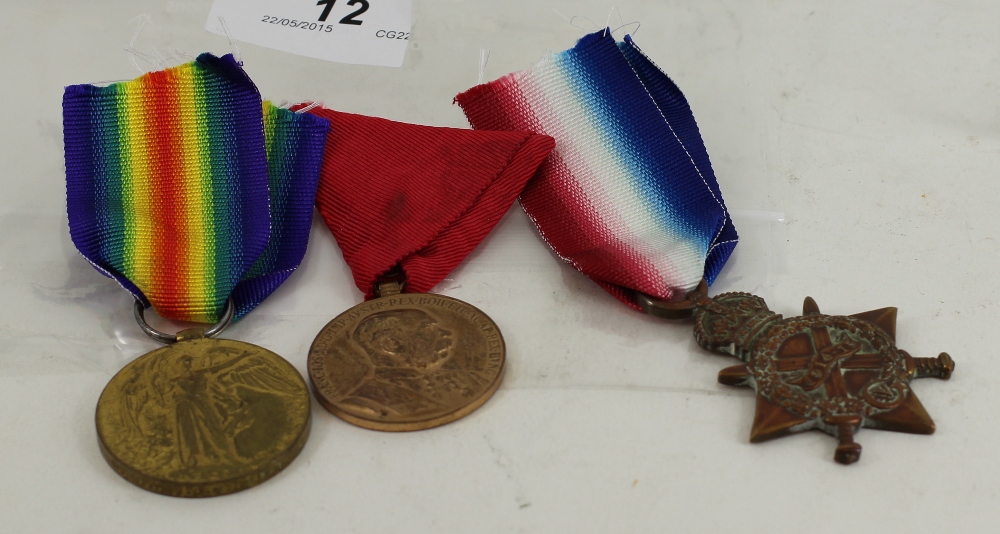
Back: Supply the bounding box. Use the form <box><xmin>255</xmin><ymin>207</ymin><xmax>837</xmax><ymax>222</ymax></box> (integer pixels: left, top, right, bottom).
<box><xmin>339</xmin><ymin>308</ymin><xmax>479</xmax><ymax>418</ymax></box>
<box><xmin>309</xmin><ymin>294</ymin><xmax>506</xmax><ymax>431</ymax></box>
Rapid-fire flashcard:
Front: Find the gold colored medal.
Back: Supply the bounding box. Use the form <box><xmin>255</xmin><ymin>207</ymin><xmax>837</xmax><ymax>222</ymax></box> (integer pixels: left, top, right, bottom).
<box><xmin>96</xmin><ymin>301</ymin><xmax>311</xmax><ymax>497</ymax></box>
<box><xmin>308</xmin><ymin>275</ymin><xmax>505</xmax><ymax>431</ymax></box>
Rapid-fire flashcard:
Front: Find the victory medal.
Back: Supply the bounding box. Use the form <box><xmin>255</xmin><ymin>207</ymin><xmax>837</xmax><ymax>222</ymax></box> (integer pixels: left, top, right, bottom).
<box><xmin>63</xmin><ymin>55</ymin><xmax>327</xmax><ymax>495</ymax></box>
<box><xmin>96</xmin><ymin>312</ymin><xmax>312</xmax><ymax>497</ymax></box>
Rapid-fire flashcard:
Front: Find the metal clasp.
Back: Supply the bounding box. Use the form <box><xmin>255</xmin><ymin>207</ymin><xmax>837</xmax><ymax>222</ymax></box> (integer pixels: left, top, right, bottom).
<box><xmin>133</xmin><ymin>297</ymin><xmax>235</xmax><ymax>344</ymax></box>
<box><xmin>375</xmin><ymin>266</ymin><xmax>407</xmax><ymax>297</ymax></box>
<box><xmin>636</xmin><ymin>279</ymin><xmax>711</xmax><ymax>320</ymax></box>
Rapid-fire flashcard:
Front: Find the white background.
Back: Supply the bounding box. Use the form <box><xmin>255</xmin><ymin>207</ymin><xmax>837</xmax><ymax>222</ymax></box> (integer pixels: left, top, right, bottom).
<box><xmin>1</xmin><ymin>1</ymin><xmax>996</xmax><ymax>532</ymax></box>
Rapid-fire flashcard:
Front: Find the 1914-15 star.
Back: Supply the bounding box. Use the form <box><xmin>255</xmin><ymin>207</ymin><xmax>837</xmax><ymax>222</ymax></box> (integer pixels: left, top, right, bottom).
<box><xmin>692</xmin><ymin>293</ymin><xmax>954</xmax><ymax>464</ymax></box>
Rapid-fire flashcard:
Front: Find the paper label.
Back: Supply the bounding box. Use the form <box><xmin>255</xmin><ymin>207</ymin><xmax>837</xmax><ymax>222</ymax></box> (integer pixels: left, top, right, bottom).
<box><xmin>206</xmin><ymin>0</ymin><xmax>411</xmax><ymax>68</ymax></box>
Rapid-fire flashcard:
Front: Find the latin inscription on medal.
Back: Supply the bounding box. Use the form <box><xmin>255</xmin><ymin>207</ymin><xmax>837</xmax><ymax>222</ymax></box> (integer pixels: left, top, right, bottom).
<box><xmin>309</xmin><ymin>294</ymin><xmax>505</xmax><ymax>431</ymax></box>
<box><xmin>95</xmin><ymin>339</ymin><xmax>311</xmax><ymax>497</ymax></box>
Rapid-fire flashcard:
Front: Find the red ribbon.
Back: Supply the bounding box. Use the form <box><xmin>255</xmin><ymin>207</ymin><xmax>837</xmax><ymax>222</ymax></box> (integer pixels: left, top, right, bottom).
<box><xmin>302</xmin><ymin>107</ymin><xmax>554</xmax><ymax>299</ymax></box>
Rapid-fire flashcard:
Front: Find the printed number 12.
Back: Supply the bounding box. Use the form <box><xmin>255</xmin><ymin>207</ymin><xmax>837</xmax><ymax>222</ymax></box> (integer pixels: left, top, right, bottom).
<box><xmin>316</xmin><ymin>0</ymin><xmax>369</xmax><ymax>25</ymax></box>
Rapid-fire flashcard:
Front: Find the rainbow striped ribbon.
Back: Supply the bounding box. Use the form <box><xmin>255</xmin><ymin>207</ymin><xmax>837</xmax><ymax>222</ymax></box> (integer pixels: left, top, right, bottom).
<box><xmin>456</xmin><ymin>31</ymin><xmax>737</xmax><ymax>307</ymax></box>
<box><xmin>64</xmin><ymin>53</ymin><xmax>328</xmax><ymax>323</ymax></box>
<box><xmin>232</xmin><ymin>102</ymin><xmax>328</xmax><ymax>319</ymax></box>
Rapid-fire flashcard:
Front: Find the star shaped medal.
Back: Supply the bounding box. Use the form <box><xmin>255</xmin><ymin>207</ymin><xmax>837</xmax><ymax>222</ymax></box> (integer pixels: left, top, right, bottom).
<box><xmin>456</xmin><ymin>30</ymin><xmax>955</xmax><ymax>464</ymax></box>
<box><xmin>652</xmin><ymin>290</ymin><xmax>954</xmax><ymax>464</ymax></box>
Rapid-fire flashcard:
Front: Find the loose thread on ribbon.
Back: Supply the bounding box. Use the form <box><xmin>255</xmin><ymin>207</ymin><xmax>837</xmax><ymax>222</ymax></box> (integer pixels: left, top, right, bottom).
<box><xmin>554</xmin><ymin>7</ymin><xmax>640</xmax><ymax>38</ymax></box>
<box><xmin>125</xmin><ymin>14</ymin><xmax>155</xmax><ymax>73</ymax></box>
<box><xmin>294</xmin><ymin>101</ymin><xmax>323</xmax><ymax>114</ymax></box>
<box><xmin>611</xmin><ymin>21</ymin><xmax>641</xmax><ymax>36</ymax></box>
<box><xmin>218</xmin><ymin>16</ymin><xmax>243</xmax><ymax>65</ymax></box>
<box><xmin>478</xmin><ymin>48</ymin><xmax>491</xmax><ymax>85</ymax></box>
<box><xmin>124</xmin><ymin>15</ymin><xmax>196</xmax><ymax>74</ymax></box>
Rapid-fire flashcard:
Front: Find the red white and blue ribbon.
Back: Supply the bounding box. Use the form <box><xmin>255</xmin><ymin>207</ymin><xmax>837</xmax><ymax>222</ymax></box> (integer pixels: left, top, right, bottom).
<box><xmin>456</xmin><ymin>31</ymin><xmax>737</xmax><ymax>308</ymax></box>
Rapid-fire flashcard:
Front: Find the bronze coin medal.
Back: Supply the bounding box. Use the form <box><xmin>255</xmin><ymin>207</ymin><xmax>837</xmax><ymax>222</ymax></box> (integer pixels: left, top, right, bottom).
<box><xmin>455</xmin><ymin>30</ymin><xmax>954</xmax><ymax>464</ymax></box>
<box><xmin>309</xmin><ymin>271</ymin><xmax>506</xmax><ymax>431</ymax></box>
<box><xmin>296</xmin><ymin>106</ymin><xmax>554</xmax><ymax>431</ymax></box>
<box><xmin>63</xmin><ymin>54</ymin><xmax>329</xmax><ymax>496</ymax></box>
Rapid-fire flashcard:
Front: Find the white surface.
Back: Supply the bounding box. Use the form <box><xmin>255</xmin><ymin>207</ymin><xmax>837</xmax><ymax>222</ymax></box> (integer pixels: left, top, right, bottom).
<box><xmin>0</xmin><ymin>1</ymin><xmax>994</xmax><ymax>532</ymax></box>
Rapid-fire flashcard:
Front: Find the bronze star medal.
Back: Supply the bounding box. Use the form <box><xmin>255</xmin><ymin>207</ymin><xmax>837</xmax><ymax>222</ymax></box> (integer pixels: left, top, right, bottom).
<box><xmin>690</xmin><ymin>292</ymin><xmax>954</xmax><ymax>464</ymax></box>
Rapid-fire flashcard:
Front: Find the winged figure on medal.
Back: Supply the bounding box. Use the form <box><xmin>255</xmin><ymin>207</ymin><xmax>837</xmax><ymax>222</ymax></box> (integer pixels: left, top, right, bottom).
<box><xmin>113</xmin><ymin>346</ymin><xmax>306</xmax><ymax>477</ymax></box>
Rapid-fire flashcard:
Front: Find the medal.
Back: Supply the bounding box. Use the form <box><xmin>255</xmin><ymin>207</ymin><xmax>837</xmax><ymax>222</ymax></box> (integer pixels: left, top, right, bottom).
<box><xmin>688</xmin><ymin>292</ymin><xmax>954</xmax><ymax>465</ymax></box>
<box><xmin>96</xmin><ymin>312</ymin><xmax>312</xmax><ymax>498</ymax></box>
<box><xmin>309</xmin><ymin>271</ymin><xmax>506</xmax><ymax>431</ymax></box>
<box><xmin>456</xmin><ymin>30</ymin><xmax>954</xmax><ymax>463</ymax></box>
<box><xmin>63</xmin><ymin>54</ymin><xmax>328</xmax><ymax>495</ymax></box>
<box><xmin>298</xmin><ymin>107</ymin><xmax>554</xmax><ymax>431</ymax></box>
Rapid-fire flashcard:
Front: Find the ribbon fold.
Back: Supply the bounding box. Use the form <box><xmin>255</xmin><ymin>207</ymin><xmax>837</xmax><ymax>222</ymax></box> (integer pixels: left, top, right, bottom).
<box><xmin>456</xmin><ymin>31</ymin><xmax>737</xmax><ymax>308</ymax></box>
<box><xmin>64</xmin><ymin>53</ymin><xmax>328</xmax><ymax>322</ymax></box>
<box><xmin>300</xmin><ymin>106</ymin><xmax>555</xmax><ymax>299</ymax></box>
